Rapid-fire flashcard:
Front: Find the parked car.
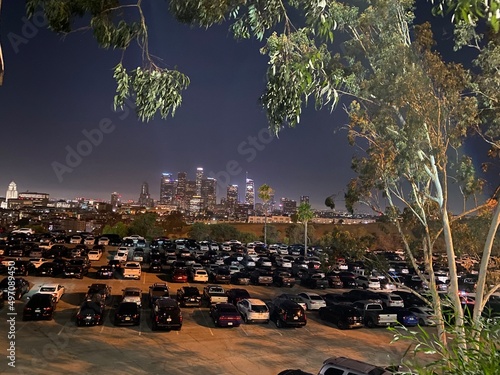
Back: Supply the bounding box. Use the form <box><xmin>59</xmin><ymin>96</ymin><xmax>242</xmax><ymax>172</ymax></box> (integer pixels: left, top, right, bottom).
<box><xmin>190</xmin><ymin>269</ymin><xmax>209</xmax><ymax>283</ymax></box>
<box><xmin>298</xmin><ymin>292</ymin><xmax>326</xmax><ymax>310</ymax></box>
<box><xmin>132</xmin><ymin>249</ymin><xmax>145</xmax><ymax>263</ymax></box>
<box><xmin>352</xmin><ymin>300</ymin><xmax>399</xmax><ymax>328</ymax></box>
<box><xmin>226</xmin><ymin>288</ymin><xmax>251</xmax><ymax>305</ymax></box>
<box><xmin>325</xmin><ymin>273</ymin><xmax>344</xmax><ymax>289</ymax></box>
<box><xmin>12</xmin><ymin>260</ymin><xmax>36</xmax><ymax>276</ymax></box>
<box><xmin>96</xmin><ymin>265</ymin><xmax>114</xmax><ymax>279</ymax></box>
<box><xmin>149</xmin><ymin>259</ymin><xmax>163</xmax><ymax>273</ymax></box>
<box><xmin>171</xmin><ymin>268</ymin><xmax>188</xmax><ymax>283</ymax></box>
<box><xmin>151</xmin><ymin>297</ymin><xmax>183</xmax><ymax>331</ymax></box>
<box><xmin>269</xmin><ymin>298</ymin><xmax>307</xmax><ymax>328</ymax></box>
<box><xmin>70</xmin><ymin>235</ymin><xmax>82</xmax><ymax>244</ymax></box>
<box><xmin>122</xmin><ymin>287</ymin><xmax>142</xmax><ymax>307</ymax></box>
<box><xmin>23</xmin><ymin>293</ymin><xmax>56</xmax><ymax>321</ymax></box>
<box><xmin>76</xmin><ymin>300</ymin><xmax>105</xmax><ymax>326</ymax></box>
<box><xmin>342</xmin><ymin>289</ymin><xmax>382</xmax><ymax>303</ymax></box>
<box><xmin>202</xmin><ymin>285</ymin><xmax>228</xmax><ymax>306</ymax></box>
<box><xmin>0</xmin><ymin>277</ymin><xmax>30</xmax><ymax>300</ymax></box>
<box><xmin>318</xmin><ymin>356</ymin><xmax>393</xmax><ymax>375</ymax></box>
<box><xmin>148</xmin><ymin>283</ymin><xmax>170</xmax><ymax>306</ymax></box>
<box><xmin>210</xmin><ymin>303</ymin><xmax>242</xmax><ymax>327</ymax></box>
<box><xmin>86</xmin><ymin>283</ymin><xmax>112</xmax><ymax>301</ymax></box>
<box><xmin>114</xmin><ymin>302</ymin><xmax>140</xmax><ymax>326</ymax></box>
<box><xmin>273</xmin><ymin>270</ymin><xmax>296</xmax><ymax>287</ymax></box>
<box><xmin>114</xmin><ymin>248</ymin><xmax>129</xmax><ymax>262</ymax></box>
<box><xmin>301</xmin><ymin>272</ymin><xmax>329</xmax><ymax>289</ymax></box>
<box><xmin>376</xmin><ymin>293</ymin><xmax>405</xmax><ymax>308</ymax></box>
<box><xmin>230</xmin><ymin>271</ymin><xmax>251</xmax><ymax>285</ymax></box>
<box><xmin>237</xmin><ymin>298</ymin><xmax>270</xmax><ymax>324</ymax></box>
<box><xmin>318</xmin><ymin>304</ymin><xmax>364</xmax><ymax>330</ymax></box>
<box><xmin>211</xmin><ymin>267</ymin><xmax>231</xmax><ymax>284</ymax></box>
<box><xmin>98</xmin><ymin>237</ymin><xmax>110</xmax><ymax>246</ymax></box>
<box><xmin>408</xmin><ymin>306</ymin><xmax>437</xmax><ymax>326</ymax></box>
<box><xmin>386</xmin><ymin>307</ymin><xmax>419</xmax><ymax>327</ymax></box>
<box><xmin>275</xmin><ymin>293</ymin><xmax>307</xmax><ymax>311</ymax></box>
<box><xmin>87</xmin><ymin>250</ymin><xmax>102</xmax><ymax>261</ymax></box>
<box><xmin>250</xmin><ymin>268</ymin><xmax>273</xmax><ymax>286</ymax></box>
<box><xmin>354</xmin><ymin>276</ymin><xmax>381</xmax><ymax>290</ymax></box>
<box><xmin>176</xmin><ymin>286</ymin><xmax>202</xmax><ymax>307</ymax></box>
<box><xmin>36</xmin><ymin>261</ymin><xmax>64</xmax><ymax>277</ymax></box>
<box><xmin>38</xmin><ymin>283</ymin><xmax>65</xmax><ymax>302</ymax></box>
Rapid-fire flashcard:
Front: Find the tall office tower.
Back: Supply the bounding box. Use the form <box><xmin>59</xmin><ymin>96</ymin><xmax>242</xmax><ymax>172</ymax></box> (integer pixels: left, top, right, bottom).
<box><xmin>300</xmin><ymin>196</ymin><xmax>310</xmax><ymax>205</ymax></box>
<box><xmin>281</xmin><ymin>197</ymin><xmax>297</xmax><ymax>215</ymax></box>
<box><xmin>176</xmin><ymin>172</ymin><xmax>187</xmax><ymax>208</ymax></box>
<box><xmin>160</xmin><ymin>173</ymin><xmax>175</xmax><ymax>204</ymax></box>
<box><xmin>110</xmin><ymin>192</ymin><xmax>120</xmax><ymax>207</ymax></box>
<box><xmin>245</xmin><ymin>175</ymin><xmax>255</xmax><ymax>209</ymax></box>
<box><xmin>185</xmin><ymin>180</ymin><xmax>197</xmax><ymax>204</ymax></box>
<box><xmin>201</xmin><ymin>177</ymin><xmax>217</xmax><ymax>210</ymax></box>
<box><xmin>6</xmin><ymin>181</ymin><xmax>18</xmax><ymax>200</ymax></box>
<box><xmin>196</xmin><ymin>167</ymin><xmax>204</xmax><ymax>196</ymax></box>
<box><xmin>226</xmin><ymin>185</ymin><xmax>238</xmax><ymax>211</ymax></box>
<box><xmin>138</xmin><ymin>181</ymin><xmax>153</xmax><ymax>207</ymax></box>
<box><xmin>269</xmin><ymin>192</ymin><xmax>276</xmax><ymax>213</ymax></box>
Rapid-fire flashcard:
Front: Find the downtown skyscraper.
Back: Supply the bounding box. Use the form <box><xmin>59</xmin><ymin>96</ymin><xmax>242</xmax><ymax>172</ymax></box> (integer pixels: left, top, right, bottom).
<box><xmin>159</xmin><ymin>173</ymin><xmax>175</xmax><ymax>204</ymax></box>
<box><xmin>245</xmin><ymin>174</ymin><xmax>255</xmax><ymax>209</ymax></box>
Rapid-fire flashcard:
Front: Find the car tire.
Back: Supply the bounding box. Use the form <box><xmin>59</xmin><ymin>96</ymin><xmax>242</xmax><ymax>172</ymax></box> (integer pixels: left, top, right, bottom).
<box><xmin>366</xmin><ymin>318</ymin><xmax>375</xmax><ymax>328</ymax></box>
<box><xmin>338</xmin><ymin>320</ymin><xmax>348</xmax><ymax>330</ymax></box>
<box><xmin>152</xmin><ymin>323</ymin><xmax>157</xmax><ymax>331</ymax></box>
<box><xmin>419</xmin><ymin>318</ymin><xmax>425</xmax><ymax>326</ymax></box>
<box><xmin>244</xmin><ymin>315</ymin><xmax>249</xmax><ymax>323</ymax></box>
<box><xmin>276</xmin><ymin>319</ymin><xmax>283</xmax><ymax>328</ymax></box>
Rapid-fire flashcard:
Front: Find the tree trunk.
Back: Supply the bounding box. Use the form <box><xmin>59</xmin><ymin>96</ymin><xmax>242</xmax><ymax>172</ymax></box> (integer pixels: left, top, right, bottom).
<box><xmin>473</xmin><ymin>198</ymin><xmax>500</xmax><ymax>326</ymax></box>
<box><xmin>264</xmin><ymin>207</ymin><xmax>267</xmax><ymax>246</ymax></box>
<box><xmin>304</xmin><ymin>221</ymin><xmax>308</xmax><ymax>255</ymax></box>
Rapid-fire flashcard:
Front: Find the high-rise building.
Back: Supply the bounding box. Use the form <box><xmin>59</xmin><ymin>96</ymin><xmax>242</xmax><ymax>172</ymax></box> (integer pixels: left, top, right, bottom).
<box><xmin>138</xmin><ymin>182</ymin><xmax>153</xmax><ymax>207</ymax></box>
<box><xmin>110</xmin><ymin>192</ymin><xmax>120</xmax><ymax>207</ymax></box>
<box><xmin>6</xmin><ymin>181</ymin><xmax>18</xmax><ymax>200</ymax></box>
<box><xmin>160</xmin><ymin>173</ymin><xmax>175</xmax><ymax>204</ymax></box>
<box><xmin>300</xmin><ymin>196</ymin><xmax>310</xmax><ymax>205</ymax></box>
<box><xmin>176</xmin><ymin>172</ymin><xmax>187</xmax><ymax>208</ymax></box>
<box><xmin>226</xmin><ymin>185</ymin><xmax>238</xmax><ymax>211</ymax></box>
<box><xmin>201</xmin><ymin>177</ymin><xmax>217</xmax><ymax>210</ymax></box>
<box><xmin>185</xmin><ymin>180</ymin><xmax>197</xmax><ymax>209</ymax></box>
<box><xmin>196</xmin><ymin>167</ymin><xmax>204</xmax><ymax>196</ymax></box>
<box><xmin>245</xmin><ymin>175</ymin><xmax>255</xmax><ymax>209</ymax></box>
<box><xmin>281</xmin><ymin>197</ymin><xmax>297</xmax><ymax>215</ymax></box>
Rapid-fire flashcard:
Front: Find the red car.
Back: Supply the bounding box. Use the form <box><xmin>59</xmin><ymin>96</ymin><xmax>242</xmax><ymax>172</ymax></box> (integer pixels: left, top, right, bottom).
<box><xmin>172</xmin><ymin>269</ymin><xmax>188</xmax><ymax>283</ymax></box>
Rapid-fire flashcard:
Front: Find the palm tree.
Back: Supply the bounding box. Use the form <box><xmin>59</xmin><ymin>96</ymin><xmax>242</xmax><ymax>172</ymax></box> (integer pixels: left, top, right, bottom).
<box><xmin>297</xmin><ymin>202</ymin><xmax>314</xmax><ymax>255</ymax></box>
<box><xmin>258</xmin><ymin>184</ymin><xmax>274</xmax><ymax>246</ymax></box>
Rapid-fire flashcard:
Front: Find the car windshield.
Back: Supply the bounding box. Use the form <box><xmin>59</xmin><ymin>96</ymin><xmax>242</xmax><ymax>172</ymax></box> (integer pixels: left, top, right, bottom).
<box><xmin>310</xmin><ymin>295</ymin><xmax>323</xmax><ymax>301</ymax></box>
<box><xmin>125</xmin><ymin>291</ymin><xmax>140</xmax><ymax>297</ymax></box>
<box><xmin>220</xmin><ymin>307</ymin><xmax>237</xmax><ymax>314</ymax></box>
<box><xmin>251</xmin><ymin>305</ymin><xmax>268</xmax><ymax>312</ymax></box>
<box><xmin>40</xmin><ymin>287</ymin><xmax>56</xmax><ymax>292</ymax></box>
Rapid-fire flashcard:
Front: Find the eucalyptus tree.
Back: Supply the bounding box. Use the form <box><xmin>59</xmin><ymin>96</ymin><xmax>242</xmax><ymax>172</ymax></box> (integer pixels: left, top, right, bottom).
<box><xmin>258</xmin><ymin>183</ymin><xmax>274</xmax><ymax>246</ymax></box>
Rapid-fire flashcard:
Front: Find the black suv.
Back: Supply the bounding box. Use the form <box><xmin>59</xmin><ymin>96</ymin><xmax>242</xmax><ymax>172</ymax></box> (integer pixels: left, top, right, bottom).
<box><xmin>151</xmin><ymin>298</ymin><xmax>183</xmax><ymax>331</ymax></box>
<box><xmin>176</xmin><ymin>286</ymin><xmax>201</xmax><ymax>307</ymax></box>
<box><xmin>23</xmin><ymin>293</ymin><xmax>56</xmax><ymax>321</ymax></box>
<box><xmin>318</xmin><ymin>304</ymin><xmax>364</xmax><ymax>329</ymax></box>
<box><xmin>86</xmin><ymin>283</ymin><xmax>112</xmax><ymax>302</ymax></box>
<box><xmin>269</xmin><ymin>298</ymin><xmax>307</xmax><ymax>328</ymax></box>
<box><xmin>148</xmin><ymin>283</ymin><xmax>170</xmax><ymax>306</ymax></box>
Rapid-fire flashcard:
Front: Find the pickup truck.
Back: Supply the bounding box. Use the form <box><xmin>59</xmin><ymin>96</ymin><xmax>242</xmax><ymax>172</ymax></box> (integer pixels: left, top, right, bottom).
<box><xmin>123</xmin><ymin>262</ymin><xmax>142</xmax><ymax>280</ymax></box>
<box><xmin>352</xmin><ymin>300</ymin><xmax>399</xmax><ymax>328</ymax></box>
<box><xmin>202</xmin><ymin>285</ymin><xmax>228</xmax><ymax>306</ymax></box>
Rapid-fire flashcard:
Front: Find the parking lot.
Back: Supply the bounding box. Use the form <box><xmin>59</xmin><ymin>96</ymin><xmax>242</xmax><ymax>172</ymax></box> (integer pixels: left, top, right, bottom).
<box><xmin>1</xmin><ymin>246</ymin><xmax>430</xmax><ymax>375</ymax></box>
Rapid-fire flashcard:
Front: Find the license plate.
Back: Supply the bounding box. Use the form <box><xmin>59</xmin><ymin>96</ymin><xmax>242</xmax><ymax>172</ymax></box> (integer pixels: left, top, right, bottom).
<box><xmin>125</xmin><ymin>317</ymin><xmax>131</xmax><ymax>321</ymax></box>
<box><xmin>167</xmin><ymin>318</ymin><xmax>172</xmax><ymax>322</ymax></box>
<box><xmin>86</xmin><ymin>316</ymin><xmax>92</xmax><ymax>320</ymax></box>
<box><xmin>35</xmin><ymin>309</ymin><xmax>41</xmax><ymax>313</ymax></box>
<box><xmin>293</xmin><ymin>316</ymin><xmax>298</xmax><ymax>320</ymax></box>
<box><xmin>227</xmin><ymin>322</ymin><xmax>233</xmax><ymax>326</ymax></box>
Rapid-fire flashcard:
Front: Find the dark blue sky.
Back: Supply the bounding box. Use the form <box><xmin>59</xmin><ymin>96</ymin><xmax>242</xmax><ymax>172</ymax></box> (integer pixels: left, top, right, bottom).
<box><xmin>0</xmin><ymin>1</ymin><xmax>354</xmax><ymax>209</ymax></box>
<box><xmin>0</xmin><ymin>2</ymin><xmax>495</xmax><ymax>212</ymax></box>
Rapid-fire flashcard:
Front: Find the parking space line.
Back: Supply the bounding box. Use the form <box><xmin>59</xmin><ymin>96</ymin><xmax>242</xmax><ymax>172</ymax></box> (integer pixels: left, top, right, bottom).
<box><xmin>57</xmin><ymin>326</ymin><xmax>65</xmax><ymax>336</ymax></box>
<box><xmin>100</xmin><ymin>324</ymin><xmax>105</xmax><ymax>333</ymax></box>
<box><xmin>240</xmin><ymin>325</ymin><xmax>249</xmax><ymax>336</ymax></box>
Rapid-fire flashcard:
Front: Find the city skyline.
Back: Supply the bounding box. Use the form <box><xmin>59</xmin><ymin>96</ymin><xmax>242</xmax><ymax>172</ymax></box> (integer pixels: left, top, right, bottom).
<box><xmin>1</xmin><ymin>2</ymin><xmax>494</xmax><ymax>214</ymax></box>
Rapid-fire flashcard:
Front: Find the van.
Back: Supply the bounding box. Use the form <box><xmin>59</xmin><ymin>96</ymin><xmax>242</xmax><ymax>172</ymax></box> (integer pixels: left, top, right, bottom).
<box><xmin>318</xmin><ymin>356</ymin><xmax>393</xmax><ymax>375</ymax></box>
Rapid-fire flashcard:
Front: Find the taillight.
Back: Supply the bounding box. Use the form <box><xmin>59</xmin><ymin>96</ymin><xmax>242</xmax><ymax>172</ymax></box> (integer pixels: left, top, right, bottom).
<box><xmin>180</xmin><ymin>315</ymin><xmax>183</xmax><ymax>323</ymax></box>
<box><xmin>76</xmin><ymin>314</ymin><xmax>82</xmax><ymax>319</ymax></box>
<box><xmin>283</xmin><ymin>313</ymin><xmax>288</xmax><ymax>320</ymax></box>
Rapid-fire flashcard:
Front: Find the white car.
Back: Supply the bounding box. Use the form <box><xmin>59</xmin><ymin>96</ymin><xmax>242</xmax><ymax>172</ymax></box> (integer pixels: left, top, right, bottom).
<box><xmin>228</xmin><ymin>265</ymin><xmax>241</xmax><ymax>274</ymax></box>
<box><xmin>192</xmin><ymin>269</ymin><xmax>209</xmax><ymax>283</ymax></box>
<box><xmin>29</xmin><ymin>258</ymin><xmax>49</xmax><ymax>268</ymax></box>
<box><xmin>408</xmin><ymin>306</ymin><xmax>437</xmax><ymax>326</ymax></box>
<box><xmin>114</xmin><ymin>248</ymin><xmax>129</xmax><ymax>262</ymax></box>
<box><xmin>38</xmin><ymin>284</ymin><xmax>65</xmax><ymax>302</ymax></box>
<box><xmin>70</xmin><ymin>235</ymin><xmax>82</xmax><ymax>244</ymax></box>
<box><xmin>198</xmin><ymin>241</ymin><xmax>210</xmax><ymax>251</ymax></box>
<box><xmin>191</xmin><ymin>263</ymin><xmax>204</xmax><ymax>271</ymax></box>
<box><xmin>376</xmin><ymin>293</ymin><xmax>404</xmax><ymax>308</ymax></box>
<box><xmin>298</xmin><ymin>292</ymin><xmax>326</xmax><ymax>310</ymax></box>
<box><xmin>12</xmin><ymin>228</ymin><xmax>34</xmax><ymax>235</ymax></box>
<box><xmin>84</xmin><ymin>237</ymin><xmax>96</xmax><ymax>246</ymax></box>
<box><xmin>236</xmin><ymin>298</ymin><xmax>270</xmax><ymax>323</ymax></box>
<box><xmin>121</xmin><ymin>287</ymin><xmax>142</xmax><ymax>307</ymax></box>
<box><xmin>124</xmin><ymin>234</ymin><xmax>144</xmax><ymax>242</ymax></box>
<box><xmin>88</xmin><ymin>250</ymin><xmax>102</xmax><ymax>261</ymax></box>
<box><xmin>354</xmin><ymin>276</ymin><xmax>381</xmax><ymax>290</ymax></box>
<box><xmin>98</xmin><ymin>237</ymin><xmax>110</xmax><ymax>246</ymax></box>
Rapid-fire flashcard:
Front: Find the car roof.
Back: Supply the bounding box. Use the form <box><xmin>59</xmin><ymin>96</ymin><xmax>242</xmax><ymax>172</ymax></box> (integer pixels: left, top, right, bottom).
<box><xmin>245</xmin><ymin>298</ymin><xmax>266</xmax><ymax>305</ymax></box>
<box><xmin>123</xmin><ymin>287</ymin><xmax>141</xmax><ymax>292</ymax></box>
<box><xmin>156</xmin><ymin>298</ymin><xmax>178</xmax><ymax>307</ymax></box>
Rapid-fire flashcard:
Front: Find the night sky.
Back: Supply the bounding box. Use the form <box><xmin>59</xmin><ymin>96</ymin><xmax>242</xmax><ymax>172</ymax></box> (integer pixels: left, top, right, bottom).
<box><xmin>0</xmin><ymin>2</ymin><xmax>495</xmax><ymax>212</ymax></box>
